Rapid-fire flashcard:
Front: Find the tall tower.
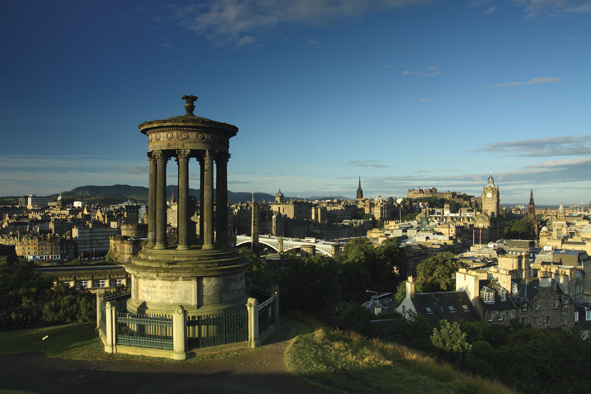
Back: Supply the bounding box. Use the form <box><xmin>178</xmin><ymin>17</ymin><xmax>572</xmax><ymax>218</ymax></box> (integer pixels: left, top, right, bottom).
<box><xmin>481</xmin><ymin>173</ymin><xmax>499</xmax><ymax>218</ymax></box>
<box><xmin>356</xmin><ymin>177</ymin><xmax>363</xmax><ymax>200</ymax></box>
<box><xmin>529</xmin><ymin>189</ymin><xmax>538</xmax><ymax>237</ymax></box>
<box><xmin>528</xmin><ymin>189</ymin><xmax>536</xmax><ymax>220</ymax></box>
<box><xmin>125</xmin><ymin>95</ymin><xmax>249</xmax><ymax>316</ymax></box>
<box><xmin>275</xmin><ymin>188</ymin><xmax>284</xmax><ymax>203</ymax></box>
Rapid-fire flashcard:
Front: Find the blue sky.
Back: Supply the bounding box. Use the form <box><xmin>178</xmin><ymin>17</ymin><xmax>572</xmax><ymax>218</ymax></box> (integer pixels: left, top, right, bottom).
<box><xmin>1</xmin><ymin>0</ymin><xmax>590</xmax><ymax>205</ymax></box>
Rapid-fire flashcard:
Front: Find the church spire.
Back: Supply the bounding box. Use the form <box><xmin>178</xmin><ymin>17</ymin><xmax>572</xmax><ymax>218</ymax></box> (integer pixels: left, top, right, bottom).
<box><xmin>356</xmin><ymin>177</ymin><xmax>363</xmax><ymax>199</ymax></box>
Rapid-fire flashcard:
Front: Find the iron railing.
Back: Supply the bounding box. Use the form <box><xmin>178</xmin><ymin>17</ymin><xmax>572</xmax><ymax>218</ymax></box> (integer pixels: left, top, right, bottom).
<box><xmin>186</xmin><ymin>308</ymin><xmax>248</xmax><ymax>350</ymax></box>
<box><xmin>99</xmin><ymin>299</ymin><xmax>106</xmax><ymax>336</ymax></box>
<box><xmin>258</xmin><ymin>297</ymin><xmax>276</xmax><ymax>333</ymax></box>
<box><xmin>115</xmin><ymin>311</ymin><xmax>173</xmax><ymax>350</ymax></box>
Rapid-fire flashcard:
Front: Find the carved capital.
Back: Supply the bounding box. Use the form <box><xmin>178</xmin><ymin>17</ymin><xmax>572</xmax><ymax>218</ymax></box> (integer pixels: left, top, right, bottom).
<box><xmin>175</xmin><ymin>149</ymin><xmax>191</xmax><ymax>164</ymax></box>
<box><xmin>153</xmin><ymin>150</ymin><xmax>169</xmax><ymax>163</ymax></box>
<box><xmin>203</xmin><ymin>150</ymin><xmax>215</xmax><ymax>164</ymax></box>
<box><xmin>215</xmin><ymin>152</ymin><xmax>230</xmax><ymax>165</ymax></box>
<box><xmin>147</xmin><ymin>151</ymin><xmax>157</xmax><ymax>163</ymax></box>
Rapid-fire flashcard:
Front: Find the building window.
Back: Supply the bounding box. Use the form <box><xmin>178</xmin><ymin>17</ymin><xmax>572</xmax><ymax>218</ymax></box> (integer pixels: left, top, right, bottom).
<box><xmin>561</xmin><ymin>315</ymin><xmax>565</xmax><ymax>325</ymax></box>
<box><xmin>498</xmin><ymin>312</ymin><xmax>504</xmax><ymax>321</ymax></box>
<box><xmin>115</xmin><ymin>279</ymin><xmax>124</xmax><ymax>286</ymax></box>
<box><xmin>534</xmin><ymin>317</ymin><xmax>539</xmax><ymax>327</ymax></box>
<box><xmin>510</xmin><ymin>310</ymin><xmax>515</xmax><ymax>319</ymax></box>
<box><xmin>575</xmin><ymin>311</ymin><xmax>579</xmax><ymax>322</ymax></box>
<box><xmin>587</xmin><ymin>309</ymin><xmax>591</xmax><ymax>321</ymax></box>
<box><xmin>488</xmin><ymin>311</ymin><xmax>494</xmax><ymax>322</ymax></box>
<box><xmin>546</xmin><ymin>316</ymin><xmax>551</xmax><ymax>326</ymax></box>
<box><xmin>484</xmin><ymin>291</ymin><xmax>494</xmax><ymax>304</ymax></box>
<box><xmin>98</xmin><ymin>280</ymin><xmax>106</xmax><ymax>288</ymax></box>
<box><xmin>500</xmin><ymin>290</ymin><xmax>506</xmax><ymax>302</ymax></box>
<box><xmin>522</xmin><ymin>303</ymin><xmax>528</xmax><ymax>312</ymax></box>
<box><xmin>553</xmin><ymin>299</ymin><xmax>558</xmax><ymax>309</ymax></box>
<box><xmin>425</xmin><ymin>307</ymin><xmax>433</xmax><ymax>314</ymax></box>
<box><xmin>80</xmin><ymin>281</ymin><xmax>89</xmax><ymax>289</ymax></box>
<box><xmin>448</xmin><ymin>306</ymin><xmax>455</xmax><ymax>312</ymax></box>
<box><xmin>521</xmin><ymin>317</ymin><xmax>528</xmax><ymax>325</ymax></box>
<box><xmin>534</xmin><ymin>300</ymin><xmax>540</xmax><ymax>310</ymax></box>
<box><xmin>402</xmin><ymin>305</ymin><xmax>406</xmax><ymax>315</ymax></box>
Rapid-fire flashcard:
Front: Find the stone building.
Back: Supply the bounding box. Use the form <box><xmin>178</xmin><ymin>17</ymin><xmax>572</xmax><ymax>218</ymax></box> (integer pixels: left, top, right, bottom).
<box><xmin>0</xmin><ymin>233</ymin><xmax>61</xmax><ymax>261</ymax></box>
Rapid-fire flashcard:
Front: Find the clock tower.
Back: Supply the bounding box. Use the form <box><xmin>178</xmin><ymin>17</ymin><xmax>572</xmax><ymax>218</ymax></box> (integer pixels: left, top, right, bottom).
<box><xmin>481</xmin><ymin>173</ymin><xmax>499</xmax><ymax>218</ymax></box>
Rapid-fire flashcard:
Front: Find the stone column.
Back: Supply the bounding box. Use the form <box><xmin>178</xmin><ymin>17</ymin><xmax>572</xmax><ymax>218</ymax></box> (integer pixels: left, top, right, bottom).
<box><xmin>147</xmin><ymin>152</ymin><xmax>157</xmax><ymax>247</ymax></box>
<box><xmin>198</xmin><ymin>155</ymin><xmax>205</xmax><ymax>243</ymax></box>
<box><xmin>176</xmin><ymin>149</ymin><xmax>190</xmax><ymax>250</ymax></box>
<box><xmin>104</xmin><ymin>301</ymin><xmax>115</xmax><ymax>353</ymax></box>
<box><xmin>154</xmin><ymin>150</ymin><xmax>168</xmax><ymax>250</ymax></box>
<box><xmin>203</xmin><ymin>150</ymin><xmax>215</xmax><ymax>249</ymax></box>
<box><xmin>247</xmin><ymin>297</ymin><xmax>260</xmax><ymax>348</ymax></box>
<box><xmin>215</xmin><ymin>152</ymin><xmax>229</xmax><ymax>246</ymax></box>
<box><xmin>172</xmin><ymin>306</ymin><xmax>187</xmax><ymax>360</ymax></box>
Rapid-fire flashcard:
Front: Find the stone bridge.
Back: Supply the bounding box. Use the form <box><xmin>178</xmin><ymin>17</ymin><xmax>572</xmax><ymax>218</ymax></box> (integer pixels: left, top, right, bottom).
<box><xmin>235</xmin><ymin>235</ymin><xmax>343</xmax><ymax>258</ymax></box>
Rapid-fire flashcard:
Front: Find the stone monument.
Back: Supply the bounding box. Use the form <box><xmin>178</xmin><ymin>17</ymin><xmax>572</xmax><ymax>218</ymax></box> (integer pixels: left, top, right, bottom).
<box><xmin>125</xmin><ymin>95</ymin><xmax>249</xmax><ymax>316</ymax></box>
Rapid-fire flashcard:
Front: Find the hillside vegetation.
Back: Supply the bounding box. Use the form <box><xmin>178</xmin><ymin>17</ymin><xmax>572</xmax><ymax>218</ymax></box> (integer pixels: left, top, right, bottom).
<box><xmin>285</xmin><ymin>322</ymin><xmax>515</xmax><ymax>394</ymax></box>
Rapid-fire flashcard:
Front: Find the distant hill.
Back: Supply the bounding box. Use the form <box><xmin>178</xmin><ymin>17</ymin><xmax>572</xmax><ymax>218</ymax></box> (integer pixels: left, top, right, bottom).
<box><xmin>52</xmin><ymin>185</ymin><xmax>275</xmax><ymax>205</ymax></box>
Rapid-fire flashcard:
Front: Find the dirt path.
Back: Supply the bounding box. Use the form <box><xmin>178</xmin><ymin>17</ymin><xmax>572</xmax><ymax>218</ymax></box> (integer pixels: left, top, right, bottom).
<box><xmin>0</xmin><ymin>322</ymin><xmax>324</xmax><ymax>394</ymax></box>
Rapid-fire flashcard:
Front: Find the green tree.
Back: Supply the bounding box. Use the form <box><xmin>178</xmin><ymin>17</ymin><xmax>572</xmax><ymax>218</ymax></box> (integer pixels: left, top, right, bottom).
<box><xmin>431</xmin><ymin>319</ymin><xmax>472</xmax><ymax>364</ymax></box>
<box><xmin>402</xmin><ymin>212</ymin><xmax>418</xmax><ymax>221</ymax></box>
<box><xmin>340</xmin><ymin>238</ymin><xmax>405</xmax><ymax>300</ymax></box>
<box><xmin>278</xmin><ymin>254</ymin><xmax>343</xmax><ymax>313</ymax></box>
<box><xmin>415</xmin><ymin>252</ymin><xmax>461</xmax><ymax>292</ymax></box>
<box><xmin>504</xmin><ymin>217</ymin><xmax>536</xmax><ymax>239</ymax></box>
<box><xmin>240</xmin><ymin>247</ymin><xmax>273</xmax><ymax>288</ymax></box>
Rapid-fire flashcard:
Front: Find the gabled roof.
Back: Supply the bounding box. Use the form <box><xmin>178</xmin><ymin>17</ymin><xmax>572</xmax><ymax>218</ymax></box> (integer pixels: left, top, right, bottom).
<box><xmin>411</xmin><ymin>291</ymin><xmax>480</xmax><ymax>325</ymax></box>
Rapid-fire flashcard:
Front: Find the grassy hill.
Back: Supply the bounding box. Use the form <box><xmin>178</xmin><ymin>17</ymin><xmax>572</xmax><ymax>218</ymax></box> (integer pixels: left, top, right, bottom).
<box><xmin>52</xmin><ymin>185</ymin><xmax>275</xmax><ymax>205</ymax></box>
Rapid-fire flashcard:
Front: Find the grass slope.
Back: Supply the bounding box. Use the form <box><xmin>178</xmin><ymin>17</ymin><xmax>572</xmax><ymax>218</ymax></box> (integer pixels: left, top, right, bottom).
<box><xmin>285</xmin><ymin>325</ymin><xmax>516</xmax><ymax>394</ymax></box>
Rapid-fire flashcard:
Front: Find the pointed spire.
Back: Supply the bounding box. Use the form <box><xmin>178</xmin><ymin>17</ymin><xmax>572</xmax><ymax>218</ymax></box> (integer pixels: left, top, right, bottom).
<box><xmin>356</xmin><ymin>177</ymin><xmax>363</xmax><ymax>199</ymax></box>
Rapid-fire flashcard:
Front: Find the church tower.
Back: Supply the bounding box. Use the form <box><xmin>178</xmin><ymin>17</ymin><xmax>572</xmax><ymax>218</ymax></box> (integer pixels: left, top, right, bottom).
<box><xmin>356</xmin><ymin>177</ymin><xmax>363</xmax><ymax>200</ymax></box>
<box><xmin>275</xmin><ymin>188</ymin><xmax>284</xmax><ymax>203</ymax></box>
<box><xmin>529</xmin><ymin>189</ymin><xmax>539</xmax><ymax>237</ymax></box>
<box><xmin>481</xmin><ymin>173</ymin><xmax>499</xmax><ymax>218</ymax></box>
<box><xmin>528</xmin><ymin>189</ymin><xmax>536</xmax><ymax>220</ymax></box>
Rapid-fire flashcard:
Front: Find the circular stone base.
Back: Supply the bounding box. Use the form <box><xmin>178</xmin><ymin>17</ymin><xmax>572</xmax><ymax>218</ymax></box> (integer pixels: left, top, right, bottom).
<box><xmin>124</xmin><ymin>245</ymin><xmax>250</xmax><ymax>316</ymax></box>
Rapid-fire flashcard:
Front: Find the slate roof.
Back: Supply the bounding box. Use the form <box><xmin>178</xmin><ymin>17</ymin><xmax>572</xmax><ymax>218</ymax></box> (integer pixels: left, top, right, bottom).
<box><xmin>479</xmin><ymin>279</ymin><xmax>517</xmax><ymax>311</ymax></box>
<box><xmin>411</xmin><ymin>291</ymin><xmax>480</xmax><ymax>325</ymax></box>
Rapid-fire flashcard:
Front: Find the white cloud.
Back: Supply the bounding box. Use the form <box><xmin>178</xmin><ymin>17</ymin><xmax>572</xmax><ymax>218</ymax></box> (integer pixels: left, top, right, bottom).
<box><xmin>346</xmin><ymin>160</ymin><xmax>388</xmax><ymax>168</ymax></box>
<box><xmin>479</xmin><ymin>135</ymin><xmax>591</xmax><ymax>157</ymax></box>
<box><xmin>483</xmin><ymin>5</ymin><xmax>497</xmax><ymax>14</ymax></box>
<box><xmin>403</xmin><ymin>66</ymin><xmax>440</xmax><ymax>77</ymax></box>
<box><xmin>515</xmin><ymin>0</ymin><xmax>591</xmax><ymax>19</ymax></box>
<box><xmin>174</xmin><ymin>0</ymin><xmax>429</xmax><ymax>46</ymax></box>
<box><xmin>420</xmin><ymin>98</ymin><xmax>434</xmax><ymax>103</ymax></box>
<box><xmin>487</xmin><ymin>76</ymin><xmax>561</xmax><ymax>88</ymax></box>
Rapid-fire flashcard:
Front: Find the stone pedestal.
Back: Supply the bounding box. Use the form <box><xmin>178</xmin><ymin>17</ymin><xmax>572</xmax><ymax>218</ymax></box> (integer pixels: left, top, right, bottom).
<box><xmin>126</xmin><ymin>247</ymin><xmax>249</xmax><ymax>315</ymax></box>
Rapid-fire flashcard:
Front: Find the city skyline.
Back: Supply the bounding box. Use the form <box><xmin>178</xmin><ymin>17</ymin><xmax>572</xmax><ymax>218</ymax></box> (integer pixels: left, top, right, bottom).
<box><xmin>1</xmin><ymin>1</ymin><xmax>590</xmax><ymax>205</ymax></box>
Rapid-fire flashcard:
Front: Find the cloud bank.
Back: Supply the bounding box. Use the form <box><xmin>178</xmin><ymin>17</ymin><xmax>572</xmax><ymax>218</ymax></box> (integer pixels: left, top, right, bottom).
<box><xmin>488</xmin><ymin>77</ymin><xmax>562</xmax><ymax>88</ymax></box>
<box><xmin>174</xmin><ymin>0</ymin><xmax>428</xmax><ymax>45</ymax></box>
<box><xmin>479</xmin><ymin>135</ymin><xmax>591</xmax><ymax>157</ymax></box>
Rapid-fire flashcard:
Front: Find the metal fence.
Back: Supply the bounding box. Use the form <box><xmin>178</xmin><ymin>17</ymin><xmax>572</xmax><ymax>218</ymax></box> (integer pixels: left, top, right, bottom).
<box><xmin>258</xmin><ymin>297</ymin><xmax>276</xmax><ymax>333</ymax></box>
<box><xmin>186</xmin><ymin>308</ymin><xmax>248</xmax><ymax>350</ymax></box>
<box><xmin>99</xmin><ymin>299</ymin><xmax>106</xmax><ymax>336</ymax></box>
<box><xmin>106</xmin><ymin>290</ymin><xmax>131</xmax><ymax>310</ymax></box>
<box><xmin>115</xmin><ymin>311</ymin><xmax>173</xmax><ymax>350</ymax></box>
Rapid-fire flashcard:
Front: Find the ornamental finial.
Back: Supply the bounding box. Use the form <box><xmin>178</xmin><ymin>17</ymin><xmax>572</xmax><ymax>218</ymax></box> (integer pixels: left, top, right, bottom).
<box><xmin>182</xmin><ymin>95</ymin><xmax>198</xmax><ymax>116</ymax></box>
